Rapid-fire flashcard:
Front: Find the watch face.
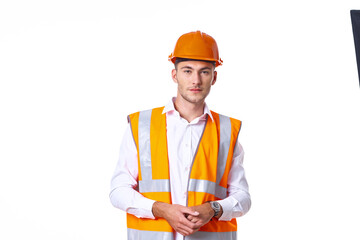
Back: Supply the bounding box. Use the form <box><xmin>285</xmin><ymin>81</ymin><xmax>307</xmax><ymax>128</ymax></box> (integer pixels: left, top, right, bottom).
<box><xmin>212</xmin><ymin>202</ymin><xmax>220</xmax><ymax>209</ymax></box>
<box><xmin>210</xmin><ymin>201</ymin><xmax>221</xmax><ymax>216</ymax></box>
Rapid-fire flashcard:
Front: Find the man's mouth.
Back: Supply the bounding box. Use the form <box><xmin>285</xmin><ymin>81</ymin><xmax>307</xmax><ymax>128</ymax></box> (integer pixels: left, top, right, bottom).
<box><xmin>189</xmin><ymin>88</ymin><xmax>202</xmax><ymax>92</ymax></box>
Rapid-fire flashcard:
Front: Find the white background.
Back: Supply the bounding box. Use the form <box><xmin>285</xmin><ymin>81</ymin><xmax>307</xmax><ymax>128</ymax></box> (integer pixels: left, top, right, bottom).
<box><xmin>1</xmin><ymin>0</ymin><xmax>360</xmax><ymax>239</ymax></box>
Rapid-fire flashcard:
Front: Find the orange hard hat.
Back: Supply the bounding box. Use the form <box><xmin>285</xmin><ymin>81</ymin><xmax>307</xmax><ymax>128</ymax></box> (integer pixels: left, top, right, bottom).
<box><xmin>168</xmin><ymin>30</ymin><xmax>223</xmax><ymax>67</ymax></box>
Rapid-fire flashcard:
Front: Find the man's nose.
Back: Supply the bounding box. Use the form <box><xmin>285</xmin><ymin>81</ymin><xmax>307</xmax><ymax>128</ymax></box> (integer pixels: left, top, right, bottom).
<box><xmin>192</xmin><ymin>72</ymin><xmax>201</xmax><ymax>85</ymax></box>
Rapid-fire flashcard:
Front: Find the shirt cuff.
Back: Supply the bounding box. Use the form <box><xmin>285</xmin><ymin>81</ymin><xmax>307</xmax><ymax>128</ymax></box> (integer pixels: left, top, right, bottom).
<box><xmin>216</xmin><ymin>196</ymin><xmax>242</xmax><ymax>221</ymax></box>
<box><xmin>127</xmin><ymin>198</ymin><xmax>156</xmax><ymax>219</ymax></box>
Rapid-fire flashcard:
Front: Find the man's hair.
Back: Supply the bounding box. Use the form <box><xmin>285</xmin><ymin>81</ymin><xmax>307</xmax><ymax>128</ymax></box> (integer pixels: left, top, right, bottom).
<box><xmin>174</xmin><ymin>58</ymin><xmax>216</xmax><ymax>69</ymax></box>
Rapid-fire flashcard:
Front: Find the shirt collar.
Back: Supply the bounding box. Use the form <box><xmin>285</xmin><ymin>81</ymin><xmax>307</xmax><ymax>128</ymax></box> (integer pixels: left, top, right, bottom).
<box><xmin>162</xmin><ymin>97</ymin><xmax>214</xmax><ymax>122</ymax></box>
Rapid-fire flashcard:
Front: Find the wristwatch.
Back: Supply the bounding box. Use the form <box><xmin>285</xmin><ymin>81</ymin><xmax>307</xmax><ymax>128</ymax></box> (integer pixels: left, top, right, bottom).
<box><xmin>208</xmin><ymin>201</ymin><xmax>221</xmax><ymax>217</ymax></box>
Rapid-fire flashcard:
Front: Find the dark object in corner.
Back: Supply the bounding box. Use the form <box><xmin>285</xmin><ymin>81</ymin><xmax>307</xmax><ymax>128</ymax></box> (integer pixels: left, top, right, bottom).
<box><xmin>350</xmin><ymin>10</ymin><xmax>360</xmax><ymax>87</ymax></box>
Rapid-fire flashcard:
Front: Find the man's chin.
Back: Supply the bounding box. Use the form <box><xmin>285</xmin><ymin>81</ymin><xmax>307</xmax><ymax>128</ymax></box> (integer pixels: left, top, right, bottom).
<box><xmin>185</xmin><ymin>97</ymin><xmax>205</xmax><ymax>104</ymax></box>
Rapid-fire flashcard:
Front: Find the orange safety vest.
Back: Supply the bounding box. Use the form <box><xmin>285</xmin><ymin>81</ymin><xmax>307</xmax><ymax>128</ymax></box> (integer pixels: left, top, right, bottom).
<box><xmin>126</xmin><ymin>107</ymin><xmax>241</xmax><ymax>240</ymax></box>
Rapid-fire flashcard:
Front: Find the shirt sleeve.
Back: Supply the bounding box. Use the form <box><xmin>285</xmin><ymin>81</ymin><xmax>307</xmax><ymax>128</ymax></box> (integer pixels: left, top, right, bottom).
<box><xmin>216</xmin><ymin>140</ymin><xmax>251</xmax><ymax>221</ymax></box>
<box><xmin>109</xmin><ymin>124</ymin><xmax>156</xmax><ymax>219</ymax></box>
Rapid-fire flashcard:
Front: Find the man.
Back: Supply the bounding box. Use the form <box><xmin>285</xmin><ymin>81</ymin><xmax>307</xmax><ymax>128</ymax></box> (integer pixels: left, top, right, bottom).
<box><xmin>110</xmin><ymin>30</ymin><xmax>251</xmax><ymax>240</ymax></box>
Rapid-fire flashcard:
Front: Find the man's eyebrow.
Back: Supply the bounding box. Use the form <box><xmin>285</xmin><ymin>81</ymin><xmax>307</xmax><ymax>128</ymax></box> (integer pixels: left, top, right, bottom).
<box><xmin>180</xmin><ymin>66</ymin><xmax>194</xmax><ymax>70</ymax></box>
<box><xmin>180</xmin><ymin>66</ymin><xmax>212</xmax><ymax>70</ymax></box>
<box><xmin>199</xmin><ymin>67</ymin><xmax>212</xmax><ymax>71</ymax></box>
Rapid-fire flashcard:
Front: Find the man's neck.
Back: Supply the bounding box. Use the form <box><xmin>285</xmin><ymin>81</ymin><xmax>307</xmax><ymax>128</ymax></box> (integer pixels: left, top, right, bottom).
<box><xmin>173</xmin><ymin>97</ymin><xmax>205</xmax><ymax>123</ymax></box>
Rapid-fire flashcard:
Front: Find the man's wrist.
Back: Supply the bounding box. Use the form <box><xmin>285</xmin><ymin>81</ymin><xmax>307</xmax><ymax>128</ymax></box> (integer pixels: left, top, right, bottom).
<box><xmin>152</xmin><ymin>201</ymin><xmax>167</xmax><ymax>218</ymax></box>
<box><xmin>214</xmin><ymin>203</ymin><xmax>223</xmax><ymax>219</ymax></box>
<box><xmin>207</xmin><ymin>201</ymin><xmax>223</xmax><ymax>219</ymax></box>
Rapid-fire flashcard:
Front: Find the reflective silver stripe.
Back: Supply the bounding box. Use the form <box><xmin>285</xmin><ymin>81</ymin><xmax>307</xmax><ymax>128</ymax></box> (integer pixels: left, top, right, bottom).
<box><xmin>189</xmin><ymin>179</ymin><xmax>216</xmax><ymax>194</ymax></box>
<box><xmin>188</xmin><ymin>179</ymin><xmax>227</xmax><ymax>199</ymax></box>
<box><xmin>128</xmin><ymin>228</ymin><xmax>236</xmax><ymax>240</ymax></box>
<box><xmin>139</xmin><ymin>179</ymin><xmax>170</xmax><ymax>193</ymax></box>
<box><xmin>138</xmin><ymin>109</ymin><xmax>152</xmax><ymax>181</ymax></box>
<box><xmin>217</xmin><ymin>114</ymin><xmax>231</xmax><ymax>185</ymax></box>
<box><xmin>127</xmin><ymin>228</ymin><xmax>174</xmax><ymax>240</ymax></box>
<box><xmin>185</xmin><ymin>231</ymin><xmax>236</xmax><ymax>240</ymax></box>
<box><xmin>138</xmin><ymin>109</ymin><xmax>170</xmax><ymax>193</ymax></box>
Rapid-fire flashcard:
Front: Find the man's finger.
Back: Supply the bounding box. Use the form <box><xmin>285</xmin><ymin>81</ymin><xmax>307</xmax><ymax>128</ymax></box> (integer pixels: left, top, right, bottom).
<box><xmin>181</xmin><ymin>207</ymin><xmax>199</xmax><ymax>217</ymax></box>
<box><xmin>177</xmin><ymin>225</ymin><xmax>195</xmax><ymax>236</ymax></box>
<box><xmin>187</xmin><ymin>215</ymin><xmax>200</xmax><ymax>223</ymax></box>
<box><xmin>179</xmin><ymin>215</ymin><xmax>199</xmax><ymax>230</ymax></box>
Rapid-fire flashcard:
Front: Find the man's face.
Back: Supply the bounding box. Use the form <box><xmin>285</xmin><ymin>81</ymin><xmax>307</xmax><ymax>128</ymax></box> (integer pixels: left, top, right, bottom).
<box><xmin>172</xmin><ymin>60</ymin><xmax>217</xmax><ymax>105</ymax></box>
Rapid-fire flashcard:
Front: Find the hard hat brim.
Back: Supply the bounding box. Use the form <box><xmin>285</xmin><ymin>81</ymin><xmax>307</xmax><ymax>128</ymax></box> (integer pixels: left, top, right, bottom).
<box><xmin>168</xmin><ymin>54</ymin><xmax>223</xmax><ymax>67</ymax></box>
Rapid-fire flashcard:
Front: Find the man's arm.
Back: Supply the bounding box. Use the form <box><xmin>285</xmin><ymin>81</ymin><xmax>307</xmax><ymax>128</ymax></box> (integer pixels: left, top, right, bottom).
<box><xmin>217</xmin><ymin>141</ymin><xmax>251</xmax><ymax>221</ymax></box>
<box><xmin>109</xmin><ymin>124</ymin><xmax>156</xmax><ymax>218</ymax></box>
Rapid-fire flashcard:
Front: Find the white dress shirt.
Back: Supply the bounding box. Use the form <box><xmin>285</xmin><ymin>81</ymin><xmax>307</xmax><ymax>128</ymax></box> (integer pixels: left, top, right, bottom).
<box><xmin>110</xmin><ymin>98</ymin><xmax>251</xmax><ymax>240</ymax></box>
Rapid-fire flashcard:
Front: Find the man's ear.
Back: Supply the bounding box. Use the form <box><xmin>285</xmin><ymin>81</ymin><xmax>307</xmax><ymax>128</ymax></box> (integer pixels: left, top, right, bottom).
<box><xmin>171</xmin><ymin>69</ymin><xmax>178</xmax><ymax>83</ymax></box>
<box><xmin>212</xmin><ymin>71</ymin><xmax>217</xmax><ymax>85</ymax></box>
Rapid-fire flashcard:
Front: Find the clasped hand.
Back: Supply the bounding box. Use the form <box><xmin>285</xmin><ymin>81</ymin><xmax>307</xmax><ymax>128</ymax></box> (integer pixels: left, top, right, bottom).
<box><xmin>152</xmin><ymin>202</ymin><xmax>214</xmax><ymax>236</ymax></box>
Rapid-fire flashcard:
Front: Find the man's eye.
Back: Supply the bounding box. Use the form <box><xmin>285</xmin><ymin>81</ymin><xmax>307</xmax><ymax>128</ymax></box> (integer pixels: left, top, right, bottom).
<box><xmin>202</xmin><ymin>71</ymin><xmax>209</xmax><ymax>74</ymax></box>
<box><xmin>184</xmin><ymin>70</ymin><xmax>191</xmax><ymax>73</ymax></box>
